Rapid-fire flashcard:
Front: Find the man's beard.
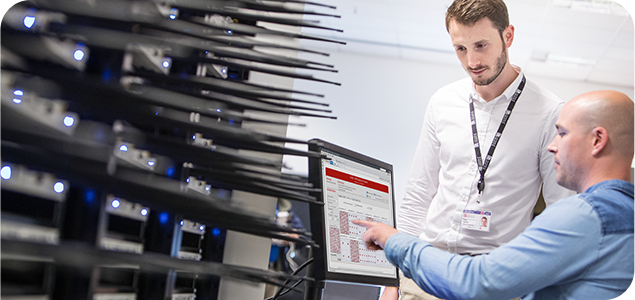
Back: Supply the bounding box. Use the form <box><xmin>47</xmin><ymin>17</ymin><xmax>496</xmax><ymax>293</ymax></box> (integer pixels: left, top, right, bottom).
<box><xmin>473</xmin><ymin>46</ymin><xmax>507</xmax><ymax>86</ymax></box>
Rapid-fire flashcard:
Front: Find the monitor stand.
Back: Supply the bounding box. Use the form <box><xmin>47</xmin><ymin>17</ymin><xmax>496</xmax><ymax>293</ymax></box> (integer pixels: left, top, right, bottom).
<box><xmin>305</xmin><ymin>281</ymin><xmax>380</xmax><ymax>300</ymax></box>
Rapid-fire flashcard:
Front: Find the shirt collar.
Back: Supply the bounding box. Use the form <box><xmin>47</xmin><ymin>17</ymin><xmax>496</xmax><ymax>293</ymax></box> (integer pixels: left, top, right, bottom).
<box><xmin>470</xmin><ymin>65</ymin><xmax>524</xmax><ymax>104</ymax></box>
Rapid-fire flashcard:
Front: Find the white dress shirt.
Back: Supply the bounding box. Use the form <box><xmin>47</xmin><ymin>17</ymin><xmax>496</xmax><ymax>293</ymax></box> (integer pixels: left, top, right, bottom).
<box><xmin>398</xmin><ymin>67</ymin><xmax>574</xmax><ymax>255</ymax></box>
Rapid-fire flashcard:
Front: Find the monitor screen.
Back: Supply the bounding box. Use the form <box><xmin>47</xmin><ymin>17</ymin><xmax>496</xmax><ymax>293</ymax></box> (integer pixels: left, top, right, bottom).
<box><xmin>308</xmin><ymin>139</ymin><xmax>398</xmax><ymax>287</ymax></box>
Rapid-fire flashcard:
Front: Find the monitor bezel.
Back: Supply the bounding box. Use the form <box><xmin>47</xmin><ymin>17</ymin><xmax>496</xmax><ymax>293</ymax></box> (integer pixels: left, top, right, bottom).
<box><xmin>308</xmin><ymin>138</ymin><xmax>399</xmax><ymax>287</ymax></box>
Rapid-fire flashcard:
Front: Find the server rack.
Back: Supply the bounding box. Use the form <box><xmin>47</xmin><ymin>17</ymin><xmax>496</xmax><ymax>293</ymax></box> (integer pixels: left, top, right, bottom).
<box><xmin>1</xmin><ymin>1</ymin><xmax>343</xmax><ymax>299</ymax></box>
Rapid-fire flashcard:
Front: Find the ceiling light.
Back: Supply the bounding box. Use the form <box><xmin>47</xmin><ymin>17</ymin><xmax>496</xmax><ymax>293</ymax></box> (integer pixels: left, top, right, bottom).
<box><xmin>547</xmin><ymin>53</ymin><xmax>596</xmax><ymax>67</ymax></box>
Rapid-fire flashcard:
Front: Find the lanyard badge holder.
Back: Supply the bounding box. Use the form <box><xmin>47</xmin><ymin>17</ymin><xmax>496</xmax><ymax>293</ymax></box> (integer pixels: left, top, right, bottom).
<box><xmin>462</xmin><ymin>76</ymin><xmax>526</xmax><ymax>232</ymax></box>
<box><xmin>469</xmin><ymin>75</ymin><xmax>526</xmax><ymax>202</ymax></box>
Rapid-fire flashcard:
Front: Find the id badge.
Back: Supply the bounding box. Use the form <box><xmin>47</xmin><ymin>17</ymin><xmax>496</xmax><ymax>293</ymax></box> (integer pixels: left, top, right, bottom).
<box><xmin>461</xmin><ymin>210</ymin><xmax>492</xmax><ymax>232</ymax></box>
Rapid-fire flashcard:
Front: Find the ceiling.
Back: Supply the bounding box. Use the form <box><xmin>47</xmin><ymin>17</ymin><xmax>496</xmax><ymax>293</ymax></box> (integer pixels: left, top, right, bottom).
<box><xmin>300</xmin><ymin>0</ymin><xmax>634</xmax><ymax>88</ymax></box>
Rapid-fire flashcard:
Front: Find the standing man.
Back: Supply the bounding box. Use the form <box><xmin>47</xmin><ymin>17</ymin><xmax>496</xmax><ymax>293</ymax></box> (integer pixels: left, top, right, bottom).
<box><xmin>355</xmin><ymin>90</ymin><xmax>635</xmax><ymax>300</ymax></box>
<box><xmin>385</xmin><ymin>0</ymin><xmax>573</xmax><ymax>299</ymax></box>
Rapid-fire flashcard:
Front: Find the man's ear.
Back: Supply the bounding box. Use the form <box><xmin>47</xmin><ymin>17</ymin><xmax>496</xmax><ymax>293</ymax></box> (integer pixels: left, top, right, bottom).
<box><xmin>591</xmin><ymin>126</ymin><xmax>608</xmax><ymax>156</ymax></box>
<box><xmin>504</xmin><ymin>25</ymin><xmax>515</xmax><ymax>48</ymax></box>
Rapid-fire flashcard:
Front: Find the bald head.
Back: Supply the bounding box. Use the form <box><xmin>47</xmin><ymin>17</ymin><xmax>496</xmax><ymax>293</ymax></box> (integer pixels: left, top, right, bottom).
<box><xmin>566</xmin><ymin>90</ymin><xmax>634</xmax><ymax>160</ymax></box>
<box><xmin>549</xmin><ymin>90</ymin><xmax>634</xmax><ymax>192</ymax></box>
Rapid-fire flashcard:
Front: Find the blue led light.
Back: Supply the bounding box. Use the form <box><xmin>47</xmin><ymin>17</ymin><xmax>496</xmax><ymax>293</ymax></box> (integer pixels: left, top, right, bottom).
<box><xmin>85</xmin><ymin>189</ymin><xmax>96</xmax><ymax>203</ymax></box>
<box><xmin>23</xmin><ymin>16</ymin><xmax>36</xmax><ymax>29</ymax></box>
<box><xmin>169</xmin><ymin>14</ymin><xmax>176</xmax><ymax>20</ymax></box>
<box><xmin>162</xmin><ymin>60</ymin><xmax>170</xmax><ymax>68</ymax></box>
<box><xmin>1</xmin><ymin>166</ymin><xmax>12</xmax><ymax>180</ymax></box>
<box><xmin>112</xmin><ymin>199</ymin><xmax>121</xmax><ymax>208</ymax></box>
<box><xmin>63</xmin><ymin>116</ymin><xmax>75</xmax><ymax>127</ymax></box>
<box><xmin>199</xmin><ymin>225</ymin><xmax>205</xmax><ymax>231</ymax></box>
<box><xmin>290</xmin><ymin>251</ymin><xmax>296</xmax><ymax>258</ymax></box>
<box><xmin>222</xmin><ymin>68</ymin><xmax>227</xmax><ymax>74</ymax></box>
<box><xmin>180</xmin><ymin>220</ymin><xmax>185</xmax><ymax>226</ymax></box>
<box><xmin>192</xmin><ymin>135</ymin><xmax>197</xmax><ymax>140</ymax></box>
<box><xmin>53</xmin><ymin>181</ymin><xmax>65</xmax><ymax>193</ymax></box>
<box><xmin>205</xmin><ymin>186</ymin><xmax>210</xmax><ymax>191</ymax></box>
<box><xmin>119</xmin><ymin>145</ymin><xmax>128</xmax><ymax>152</ymax></box>
<box><xmin>12</xmin><ymin>98</ymin><xmax>22</xmax><ymax>104</ymax></box>
<box><xmin>159</xmin><ymin>212</ymin><xmax>169</xmax><ymax>224</ymax></box>
<box><xmin>147</xmin><ymin>160</ymin><xmax>155</xmax><ymax>167</ymax></box>
<box><xmin>227</xmin><ymin>30</ymin><xmax>233</xmax><ymax>34</ymax></box>
<box><xmin>212</xmin><ymin>228</ymin><xmax>221</xmax><ymax>236</ymax></box>
<box><xmin>166</xmin><ymin>167</ymin><xmax>175</xmax><ymax>177</ymax></box>
<box><xmin>73</xmin><ymin>49</ymin><xmax>85</xmax><ymax>61</ymax></box>
<box><xmin>141</xmin><ymin>208</ymin><xmax>149</xmax><ymax>216</ymax></box>
<box><xmin>216</xmin><ymin>108</ymin><xmax>221</xmax><ymax>113</ymax></box>
<box><xmin>102</xmin><ymin>69</ymin><xmax>111</xmax><ymax>82</ymax></box>
<box><xmin>13</xmin><ymin>90</ymin><xmax>24</xmax><ymax>96</ymax></box>
<box><xmin>186</xmin><ymin>178</ymin><xmax>190</xmax><ymax>183</ymax></box>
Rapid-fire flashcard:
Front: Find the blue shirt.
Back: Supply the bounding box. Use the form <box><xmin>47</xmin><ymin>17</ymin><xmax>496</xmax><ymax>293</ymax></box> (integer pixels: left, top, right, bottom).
<box><xmin>386</xmin><ymin>180</ymin><xmax>634</xmax><ymax>300</ymax></box>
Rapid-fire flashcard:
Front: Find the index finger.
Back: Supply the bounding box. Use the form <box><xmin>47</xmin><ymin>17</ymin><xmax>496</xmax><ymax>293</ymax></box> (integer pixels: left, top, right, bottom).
<box><xmin>351</xmin><ymin>219</ymin><xmax>373</xmax><ymax>228</ymax></box>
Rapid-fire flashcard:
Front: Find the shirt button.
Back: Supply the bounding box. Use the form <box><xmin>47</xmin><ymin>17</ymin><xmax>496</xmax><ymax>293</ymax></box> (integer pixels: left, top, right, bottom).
<box><xmin>452</xmin><ymin>224</ymin><xmax>460</xmax><ymax>231</ymax></box>
<box><xmin>460</xmin><ymin>195</ymin><xmax>467</xmax><ymax>201</ymax></box>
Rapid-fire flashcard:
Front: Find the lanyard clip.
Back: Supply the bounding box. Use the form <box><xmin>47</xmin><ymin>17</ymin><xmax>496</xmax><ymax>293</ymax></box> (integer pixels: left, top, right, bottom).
<box><xmin>477</xmin><ymin>178</ymin><xmax>485</xmax><ymax>194</ymax></box>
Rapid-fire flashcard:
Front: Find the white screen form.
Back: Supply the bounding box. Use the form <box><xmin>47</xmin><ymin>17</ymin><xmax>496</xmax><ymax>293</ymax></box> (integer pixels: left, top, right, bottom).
<box><xmin>308</xmin><ymin>139</ymin><xmax>398</xmax><ymax>286</ymax></box>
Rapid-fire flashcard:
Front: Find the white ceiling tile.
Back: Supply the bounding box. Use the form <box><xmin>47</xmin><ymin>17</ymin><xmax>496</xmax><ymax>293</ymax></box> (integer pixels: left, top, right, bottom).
<box><xmin>612</xmin><ymin>31</ymin><xmax>635</xmax><ymax>49</ymax></box>
<box><xmin>508</xmin><ymin>2</ymin><xmax>550</xmax><ymax>22</ymax></box>
<box><xmin>620</xmin><ymin>16</ymin><xmax>634</xmax><ymax>33</ymax></box>
<box><xmin>512</xmin><ymin>21</ymin><xmax>546</xmax><ymax>37</ymax></box>
<box><xmin>525</xmin><ymin>61</ymin><xmax>593</xmax><ymax>81</ymax></box>
<box><xmin>531</xmin><ymin>38</ymin><xmax>606</xmax><ymax>59</ymax></box>
<box><xmin>604</xmin><ymin>46</ymin><xmax>635</xmax><ymax>62</ymax></box>
<box><xmin>513</xmin><ymin>0</ymin><xmax>551</xmax><ymax>5</ymax></box>
<box><xmin>545</xmin><ymin>6</ymin><xmax>629</xmax><ymax>30</ymax></box>
<box><xmin>594</xmin><ymin>57</ymin><xmax>635</xmax><ymax>72</ymax></box>
<box><xmin>538</xmin><ymin>22</ymin><xmax>617</xmax><ymax>46</ymax></box>
<box><xmin>587</xmin><ymin>69</ymin><xmax>634</xmax><ymax>87</ymax></box>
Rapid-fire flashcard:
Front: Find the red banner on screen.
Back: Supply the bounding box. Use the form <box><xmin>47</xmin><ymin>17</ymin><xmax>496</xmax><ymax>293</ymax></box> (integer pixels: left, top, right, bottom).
<box><xmin>325</xmin><ymin>168</ymin><xmax>389</xmax><ymax>193</ymax></box>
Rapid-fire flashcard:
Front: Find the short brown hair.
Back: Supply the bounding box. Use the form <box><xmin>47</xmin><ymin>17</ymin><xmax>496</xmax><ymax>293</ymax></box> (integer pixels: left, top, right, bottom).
<box><xmin>445</xmin><ymin>0</ymin><xmax>509</xmax><ymax>35</ymax></box>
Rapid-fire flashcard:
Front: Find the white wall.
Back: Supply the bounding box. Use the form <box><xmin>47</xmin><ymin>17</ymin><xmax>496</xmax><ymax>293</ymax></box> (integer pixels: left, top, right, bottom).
<box><xmin>283</xmin><ymin>43</ymin><xmax>634</xmax><ymax>214</ymax></box>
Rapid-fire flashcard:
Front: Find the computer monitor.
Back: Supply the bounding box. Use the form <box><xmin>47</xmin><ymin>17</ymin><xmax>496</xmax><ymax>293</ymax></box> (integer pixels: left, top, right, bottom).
<box><xmin>308</xmin><ymin>139</ymin><xmax>399</xmax><ymax>287</ymax></box>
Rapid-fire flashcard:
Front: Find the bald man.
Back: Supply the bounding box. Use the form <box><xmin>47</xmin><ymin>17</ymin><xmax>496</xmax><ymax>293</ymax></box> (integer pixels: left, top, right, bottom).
<box><xmin>354</xmin><ymin>90</ymin><xmax>634</xmax><ymax>300</ymax></box>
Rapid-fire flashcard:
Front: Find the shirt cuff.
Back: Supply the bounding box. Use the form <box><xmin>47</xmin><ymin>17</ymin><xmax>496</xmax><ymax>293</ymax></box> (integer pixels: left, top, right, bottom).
<box><xmin>384</xmin><ymin>233</ymin><xmax>425</xmax><ymax>269</ymax></box>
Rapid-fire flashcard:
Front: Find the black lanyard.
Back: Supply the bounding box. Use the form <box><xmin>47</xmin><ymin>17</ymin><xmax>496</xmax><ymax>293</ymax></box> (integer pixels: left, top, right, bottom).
<box><xmin>469</xmin><ymin>75</ymin><xmax>526</xmax><ymax>195</ymax></box>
